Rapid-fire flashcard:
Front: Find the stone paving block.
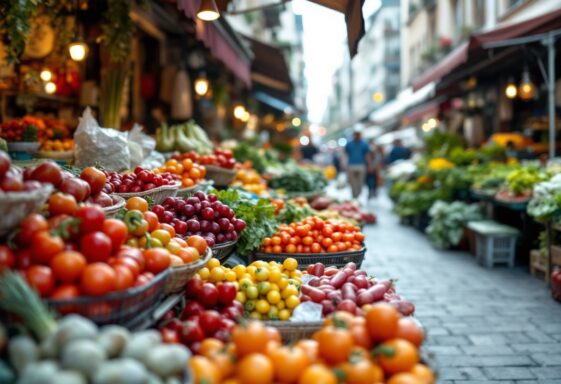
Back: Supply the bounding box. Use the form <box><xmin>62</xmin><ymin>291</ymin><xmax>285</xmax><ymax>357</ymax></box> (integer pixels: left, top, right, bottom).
<box><xmin>530</xmin><ymin>354</ymin><xmax>561</xmax><ymax>366</ymax></box>
<box><xmin>426</xmin><ymin>327</ymin><xmax>451</xmax><ymax>336</ymax></box>
<box><xmin>511</xmin><ymin>344</ymin><xmax>561</xmax><ymax>353</ymax></box>
<box><xmin>461</xmin><ymin>345</ymin><xmax>515</xmax><ymax>355</ymax></box>
<box><xmin>515</xmin><ymin>381</ymin><xmax>561</xmax><ymax>384</ymax></box>
<box><xmin>537</xmin><ymin>324</ymin><xmax>561</xmax><ymax>334</ymax></box>
<box><xmin>437</xmin><ymin>367</ymin><xmax>486</xmax><ymax>380</ymax></box>
<box><xmin>453</xmin><ymin>381</ymin><xmax>515</xmax><ymax>384</ymax></box>
<box><xmin>468</xmin><ymin>334</ymin><xmax>509</xmax><ymax>345</ymax></box>
<box><xmin>530</xmin><ymin>367</ymin><xmax>561</xmax><ymax>379</ymax></box>
<box><xmin>433</xmin><ymin>335</ymin><xmax>472</xmax><ymax>346</ymax></box>
<box><xmin>482</xmin><ymin>367</ymin><xmax>536</xmax><ymax>380</ymax></box>
<box><xmin>525</xmin><ymin>330</ymin><xmax>558</xmax><ymax>343</ymax></box>
<box><xmin>435</xmin><ymin>355</ymin><xmax>536</xmax><ymax>367</ymax></box>
<box><xmin>426</xmin><ymin>345</ymin><xmax>463</xmax><ymax>355</ymax></box>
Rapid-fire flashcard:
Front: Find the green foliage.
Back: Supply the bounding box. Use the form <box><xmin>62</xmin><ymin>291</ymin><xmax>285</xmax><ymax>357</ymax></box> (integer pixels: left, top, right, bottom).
<box><xmin>478</xmin><ymin>143</ymin><xmax>507</xmax><ymax>162</ymax></box>
<box><xmin>0</xmin><ymin>0</ymin><xmax>40</xmax><ymax>63</ymax></box>
<box><xmin>268</xmin><ymin>168</ymin><xmax>327</xmax><ymax>193</ymax></box>
<box><xmin>425</xmin><ymin>201</ymin><xmax>483</xmax><ymax>249</ymax></box>
<box><xmin>213</xmin><ymin>189</ymin><xmax>278</xmax><ymax>258</ymax></box>
<box><xmin>394</xmin><ymin>188</ymin><xmax>451</xmax><ymax>217</ymax></box>
<box><xmin>449</xmin><ymin>147</ymin><xmax>477</xmax><ymax>166</ymax></box>
<box><xmin>506</xmin><ymin>166</ymin><xmax>548</xmax><ymax>195</ymax></box>
<box><xmin>424</xmin><ymin>131</ymin><xmax>464</xmax><ymax>157</ymax></box>
<box><xmin>277</xmin><ymin>201</ymin><xmax>314</xmax><ymax>224</ymax></box>
<box><xmin>100</xmin><ymin>0</ymin><xmax>142</xmax><ymax>63</ymax></box>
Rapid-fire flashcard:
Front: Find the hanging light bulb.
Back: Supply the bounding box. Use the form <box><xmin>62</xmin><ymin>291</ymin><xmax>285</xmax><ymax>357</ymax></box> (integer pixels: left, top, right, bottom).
<box><xmin>233</xmin><ymin>104</ymin><xmax>246</xmax><ymax>120</ymax></box>
<box><xmin>68</xmin><ymin>41</ymin><xmax>88</xmax><ymax>61</ymax></box>
<box><xmin>519</xmin><ymin>67</ymin><xmax>536</xmax><ymax>101</ymax></box>
<box><xmin>40</xmin><ymin>69</ymin><xmax>53</xmax><ymax>82</ymax></box>
<box><xmin>197</xmin><ymin>0</ymin><xmax>220</xmax><ymax>21</ymax></box>
<box><xmin>44</xmin><ymin>82</ymin><xmax>57</xmax><ymax>94</ymax></box>
<box><xmin>505</xmin><ymin>77</ymin><xmax>517</xmax><ymax>99</ymax></box>
<box><xmin>194</xmin><ymin>74</ymin><xmax>209</xmax><ymax>96</ymax></box>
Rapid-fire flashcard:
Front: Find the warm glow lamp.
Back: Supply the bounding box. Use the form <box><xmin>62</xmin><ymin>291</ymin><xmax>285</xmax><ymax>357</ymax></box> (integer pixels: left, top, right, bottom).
<box><xmin>505</xmin><ymin>79</ymin><xmax>517</xmax><ymax>99</ymax></box>
<box><xmin>68</xmin><ymin>41</ymin><xmax>88</xmax><ymax>61</ymax></box>
<box><xmin>40</xmin><ymin>69</ymin><xmax>52</xmax><ymax>82</ymax></box>
<box><xmin>194</xmin><ymin>75</ymin><xmax>209</xmax><ymax>96</ymax></box>
<box><xmin>233</xmin><ymin>105</ymin><xmax>246</xmax><ymax>120</ymax></box>
<box><xmin>519</xmin><ymin>68</ymin><xmax>536</xmax><ymax>101</ymax></box>
<box><xmin>291</xmin><ymin>117</ymin><xmax>302</xmax><ymax>127</ymax></box>
<box><xmin>197</xmin><ymin>0</ymin><xmax>220</xmax><ymax>21</ymax></box>
<box><xmin>44</xmin><ymin>82</ymin><xmax>57</xmax><ymax>94</ymax></box>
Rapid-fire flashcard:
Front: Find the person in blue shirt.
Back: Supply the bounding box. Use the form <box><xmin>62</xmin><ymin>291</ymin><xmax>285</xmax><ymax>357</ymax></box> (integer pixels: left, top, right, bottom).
<box><xmin>385</xmin><ymin>139</ymin><xmax>412</xmax><ymax>165</ymax></box>
<box><xmin>345</xmin><ymin>129</ymin><xmax>371</xmax><ymax>198</ymax></box>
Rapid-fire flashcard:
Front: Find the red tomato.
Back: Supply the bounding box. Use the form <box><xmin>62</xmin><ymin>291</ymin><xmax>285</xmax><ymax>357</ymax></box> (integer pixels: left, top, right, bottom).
<box><xmin>110</xmin><ymin>256</ymin><xmax>140</xmax><ymax>279</ymax></box>
<box><xmin>199</xmin><ymin>310</ymin><xmax>222</xmax><ymax>336</ymax></box>
<box><xmin>30</xmin><ymin>161</ymin><xmax>62</xmax><ymax>187</ymax></box>
<box><xmin>31</xmin><ymin>231</ymin><xmax>65</xmax><ymax>265</ymax></box>
<box><xmin>50</xmin><ymin>284</ymin><xmax>80</xmax><ymax>299</ymax></box>
<box><xmin>114</xmin><ymin>265</ymin><xmax>134</xmax><ymax>291</ymax></box>
<box><xmin>59</xmin><ymin>178</ymin><xmax>90</xmax><ymax>202</ymax></box>
<box><xmin>161</xmin><ymin>328</ymin><xmax>180</xmax><ymax>344</ymax></box>
<box><xmin>185</xmin><ymin>276</ymin><xmax>203</xmax><ymax>298</ymax></box>
<box><xmin>26</xmin><ymin>265</ymin><xmax>55</xmax><ymax>297</ymax></box>
<box><xmin>50</xmin><ymin>251</ymin><xmax>86</xmax><ymax>283</ymax></box>
<box><xmin>0</xmin><ymin>151</ymin><xmax>10</xmax><ymax>179</ymax></box>
<box><xmin>143</xmin><ymin>248</ymin><xmax>171</xmax><ymax>274</ymax></box>
<box><xmin>102</xmin><ymin>219</ymin><xmax>128</xmax><ymax>252</ymax></box>
<box><xmin>0</xmin><ymin>245</ymin><xmax>15</xmax><ymax>270</ymax></box>
<box><xmin>80</xmin><ymin>167</ymin><xmax>107</xmax><ymax>195</ymax></box>
<box><xmin>80</xmin><ymin>263</ymin><xmax>116</xmax><ymax>296</ymax></box>
<box><xmin>217</xmin><ymin>282</ymin><xmax>237</xmax><ymax>306</ymax></box>
<box><xmin>15</xmin><ymin>249</ymin><xmax>32</xmax><ymax>270</ymax></box>
<box><xmin>80</xmin><ymin>231</ymin><xmax>112</xmax><ymax>263</ymax></box>
<box><xmin>48</xmin><ymin>192</ymin><xmax>78</xmax><ymax>216</ymax></box>
<box><xmin>75</xmin><ymin>206</ymin><xmax>105</xmax><ymax>234</ymax></box>
<box><xmin>115</xmin><ymin>246</ymin><xmax>145</xmax><ymax>271</ymax></box>
<box><xmin>199</xmin><ymin>283</ymin><xmax>218</xmax><ymax>308</ymax></box>
<box><xmin>143</xmin><ymin>211</ymin><xmax>159</xmax><ymax>232</ymax></box>
<box><xmin>17</xmin><ymin>214</ymin><xmax>48</xmax><ymax>246</ymax></box>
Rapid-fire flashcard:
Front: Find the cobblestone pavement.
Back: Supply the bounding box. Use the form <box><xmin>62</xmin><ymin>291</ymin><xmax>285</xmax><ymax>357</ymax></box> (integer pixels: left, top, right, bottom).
<box><xmin>359</xmin><ymin>191</ymin><xmax>561</xmax><ymax>384</ymax></box>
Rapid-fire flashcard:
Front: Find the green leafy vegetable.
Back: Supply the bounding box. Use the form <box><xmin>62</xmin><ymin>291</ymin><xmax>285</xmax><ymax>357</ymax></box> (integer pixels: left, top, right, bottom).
<box><xmin>425</xmin><ymin>201</ymin><xmax>483</xmax><ymax>249</ymax></box>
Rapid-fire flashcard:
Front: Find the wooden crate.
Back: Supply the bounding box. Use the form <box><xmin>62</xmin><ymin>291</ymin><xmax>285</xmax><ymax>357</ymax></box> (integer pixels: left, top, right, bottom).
<box><xmin>530</xmin><ymin>249</ymin><xmax>548</xmax><ymax>282</ymax></box>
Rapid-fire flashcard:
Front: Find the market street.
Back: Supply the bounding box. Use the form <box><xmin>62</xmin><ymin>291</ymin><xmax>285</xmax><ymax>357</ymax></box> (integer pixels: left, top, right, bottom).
<box><xmin>362</xmin><ymin>191</ymin><xmax>561</xmax><ymax>384</ymax></box>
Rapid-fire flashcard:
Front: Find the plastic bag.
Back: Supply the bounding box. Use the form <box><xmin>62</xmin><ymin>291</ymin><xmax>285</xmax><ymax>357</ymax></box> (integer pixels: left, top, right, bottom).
<box><xmin>74</xmin><ymin>108</ymin><xmax>130</xmax><ymax>171</ymax></box>
<box><xmin>128</xmin><ymin>124</ymin><xmax>156</xmax><ymax>158</ymax></box>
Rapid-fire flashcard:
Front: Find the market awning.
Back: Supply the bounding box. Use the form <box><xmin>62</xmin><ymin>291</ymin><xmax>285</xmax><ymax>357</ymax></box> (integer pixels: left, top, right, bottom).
<box><xmin>177</xmin><ymin>0</ymin><xmax>252</xmax><ymax>87</ymax></box>
<box><xmin>411</xmin><ymin>41</ymin><xmax>469</xmax><ymax>92</ymax></box>
<box><xmin>412</xmin><ymin>7</ymin><xmax>561</xmax><ymax>91</ymax></box>
<box><xmin>308</xmin><ymin>0</ymin><xmax>365</xmax><ymax>57</ymax></box>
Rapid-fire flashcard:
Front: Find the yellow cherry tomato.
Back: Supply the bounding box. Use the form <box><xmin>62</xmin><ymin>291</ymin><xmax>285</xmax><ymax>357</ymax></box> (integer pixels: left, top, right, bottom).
<box><xmin>166</xmin><ymin>240</ymin><xmax>182</xmax><ymax>255</ymax></box>
<box><xmin>279</xmin><ymin>309</ymin><xmax>291</xmax><ymax>321</ymax></box>
<box><xmin>225</xmin><ymin>270</ymin><xmax>237</xmax><ymax>282</ymax></box>
<box><xmin>246</xmin><ymin>265</ymin><xmax>257</xmax><ymax>277</ymax></box>
<box><xmin>246</xmin><ymin>286</ymin><xmax>259</xmax><ymax>300</ymax></box>
<box><xmin>258</xmin><ymin>282</ymin><xmax>271</xmax><ymax>295</ymax></box>
<box><xmin>233</xmin><ymin>265</ymin><xmax>246</xmax><ymax>279</ymax></box>
<box><xmin>208</xmin><ymin>258</ymin><xmax>220</xmax><ymax>270</ymax></box>
<box><xmin>266</xmin><ymin>290</ymin><xmax>281</xmax><ymax>304</ymax></box>
<box><xmin>254</xmin><ymin>267</ymin><xmax>269</xmax><ymax>282</ymax></box>
<box><xmin>126</xmin><ymin>237</ymin><xmax>139</xmax><ymax>247</ymax></box>
<box><xmin>236</xmin><ymin>291</ymin><xmax>246</xmax><ymax>304</ymax></box>
<box><xmin>267</xmin><ymin>306</ymin><xmax>279</xmax><ymax>320</ymax></box>
<box><xmin>282</xmin><ymin>285</ymin><xmax>298</xmax><ymax>299</ymax></box>
<box><xmin>198</xmin><ymin>267</ymin><xmax>210</xmax><ymax>280</ymax></box>
<box><xmin>250</xmin><ymin>311</ymin><xmax>262</xmax><ymax>320</ymax></box>
<box><xmin>278</xmin><ymin>278</ymin><xmax>289</xmax><ymax>290</ymax></box>
<box><xmin>285</xmin><ymin>295</ymin><xmax>300</xmax><ymax>309</ymax></box>
<box><xmin>239</xmin><ymin>278</ymin><xmax>253</xmax><ymax>290</ymax></box>
<box><xmin>245</xmin><ymin>300</ymin><xmax>256</xmax><ymax>312</ymax></box>
<box><xmin>209</xmin><ymin>267</ymin><xmax>226</xmax><ymax>282</ymax></box>
<box><xmin>256</xmin><ymin>299</ymin><xmax>271</xmax><ymax>314</ymax></box>
<box><xmin>150</xmin><ymin>229</ymin><xmax>171</xmax><ymax>246</ymax></box>
<box><xmin>269</xmin><ymin>283</ymin><xmax>280</xmax><ymax>292</ymax></box>
<box><xmin>268</xmin><ymin>268</ymin><xmax>282</xmax><ymax>283</ymax></box>
<box><xmin>251</xmin><ymin>260</ymin><xmax>268</xmax><ymax>268</ymax></box>
<box><xmin>283</xmin><ymin>257</ymin><xmax>298</xmax><ymax>271</ymax></box>
<box><xmin>277</xmin><ymin>301</ymin><xmax>285</xmax><ymax>310</ymax></box>
<box><xmin>290</xmin><ymin>270</ymin><xmax>303</xmax><ymax>279</ymax></box>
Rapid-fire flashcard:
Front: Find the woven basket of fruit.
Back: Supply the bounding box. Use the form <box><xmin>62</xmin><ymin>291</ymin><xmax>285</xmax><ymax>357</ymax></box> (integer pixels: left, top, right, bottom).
<box><xmin>46</xmin><ymin>269</ymin><xmax>170</xmax><ymax>328</ymax></box>
<box><xmin>204</xmin><ymin>165</ymin><xmax>237</xmax><ymax>187</ymax></box>
<box><xmin>211</xmin><ymin>239</ymin><xmax>238</xmax><ymax>262</ymax></box>
<box><xmin>114</xmin><ymin>181</ymin><xmax>180</xmax><ymax>205</ymax></box>
<box><xmin>251</xmin><ymin>248</ymin><xmax>367</xmax><ymax>270</ymax></box>
<box><xmin>165</xmin><ymin>248</ymin><xmax>212</xmax><ymax>295</ymax></box>
<box><xmin>0</xmin><ymin>184</ymin><xmax>53</xmax><ymax>236</ymax></box>
<box><xmin>101</xmin><ymin>195</ymin><xmax>125</xmax><ymax>218</ymax></box>
<box><xmin>263</xmin><ymin>320</ymin><xmax>323</xmax><ymax>342</ymax></box>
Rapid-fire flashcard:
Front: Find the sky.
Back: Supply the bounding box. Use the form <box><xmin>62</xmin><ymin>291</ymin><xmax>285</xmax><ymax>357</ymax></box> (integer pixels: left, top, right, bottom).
<box><xmin>295</xmin><ymin>0</ymin><xmax>381</xmax><ymax>124</ymax></box>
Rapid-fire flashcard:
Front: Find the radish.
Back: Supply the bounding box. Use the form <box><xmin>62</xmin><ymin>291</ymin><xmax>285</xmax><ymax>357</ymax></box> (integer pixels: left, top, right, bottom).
<box><xmin>356</xmin><ymin>284</ymin><xmax>387</xmax><ymax>306</ymax></box>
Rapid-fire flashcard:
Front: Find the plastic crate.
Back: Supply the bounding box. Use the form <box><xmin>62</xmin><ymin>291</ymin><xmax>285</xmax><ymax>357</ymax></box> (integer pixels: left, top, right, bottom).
<box><xmin>468</xmin><ymin>221</ymin><xmax>519</xmax><ymax>268</ymax></box>
<box><xmin>251</xmin><ymin>248</ymin><xmax>366</xmax><ymax>269</ymax></box>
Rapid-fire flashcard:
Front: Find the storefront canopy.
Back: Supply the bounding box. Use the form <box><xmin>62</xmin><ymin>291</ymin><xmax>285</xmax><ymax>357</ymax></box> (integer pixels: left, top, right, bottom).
<box><xmin>412</xmin><ymin>7</ymin><xmax>561</xmax><ymax>91</ymax></box>
<box><xmin>177</xmin><ymin>0</ymin><xmax>252</xmax><ymax>87</ymax></box>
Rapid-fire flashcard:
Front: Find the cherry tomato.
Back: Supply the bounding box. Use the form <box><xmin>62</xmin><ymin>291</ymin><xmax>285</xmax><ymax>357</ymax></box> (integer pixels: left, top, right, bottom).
<box><xmin>199</xmin><ymin>310</ymin><xmax>222</xmax><ymax>336</ymax></box>
<box><xmin>48</xmin><ymin>192</ymin><xmax>78</xmax><ymax>216</ymax></box>
<box><xmin>59</xmin><ymin>178</ymin><xmax>90</xmax><ymax>202</ymax></box>
<box><xmin>80</xmin><ymin>263</ymin><xmax>116</xmax><ymax>296</ymax></box>
<box><xmin>115</xmin><ymin>246</ymin><xmax>145</xmax><ymax>271</ymax></box>
<box><xmin>50</xmin><ymin>251</ymin><xmax>86</xmax><ymax>283</ymax></box>
<box><xmin>50</xmin><ymin>284</ymin><xmax>80</xmax><ymax>300</ymax></box>
<box><xmin>26</xmin><ymin>265</ymin><xmax>55</xmax><ymax>297</ymax></box>
<box><xmin>143</xmin><ymin>248</ymin><xmax>171</xmax><ymax>274</ymax></box>
<box><xmin>80</xmin><ymin>231</ymin><xmax>112</xmax><ymax>263</ymax></box>
<box><xmin>75</xmin><ymin>205</ymin><xmax>105</xmax><ymax>234</ymax></box>
<box><xmin>31</xmin><ymin>231</ymin><xmax>65</xmax><ymax>265</ymax></box>
<box><xmin>114</xmin><ymin>265</ymin><xmax>134</xmax><ymax>291</ymax></box>
<box><xmin>17</xmin><ymin>214</ymin><xmax>48</xmax><ymax>246</ymax></box>
<box><xmin>80</xmin><ymin>167</ymin><xmax>106</xmax><ymax>194</ymax></box>
<box><xmin>30</xmin><ymin>161</ymin><xmax>62</xmax><ymax>186</ymax></box>
<box><xmin>102</xmin><ymin>219</ymin><xmax>128</xmax><ymax>252</ymax></box>
<box><xmin>0</xmin><ymin>245</ymin><xmax>15</xmax><ymax>271</ymax></box>
<box><xmin>143</xmin><ymin>211</ymin><xmax>159</xmax><ymax>232</ymax></box>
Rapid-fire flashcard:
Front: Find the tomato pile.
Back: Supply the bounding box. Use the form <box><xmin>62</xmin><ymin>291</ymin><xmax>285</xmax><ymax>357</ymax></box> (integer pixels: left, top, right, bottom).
<box><xmin>171</xmin><ymin>148</ymin><xmax>237</xmax><ymax>169</ymax></box>
<box><xmin>1</xmin><ymin>116</ymin><xmax>71</xmax><ymax>142</ymax></box>
<box><xmin>0</xmin><ymin>152</ymin><xmax>48</xmax><ymax>192</ymax></box>
<box><xmin>154</xmin><ymin>158</ymin><xmax>206</xmax><ymax>188</ymax></box>
<box><xmin>151</xmin><ymin>192</ymin><xmax>246</xmax><ymax>247</ymax></box>
<box><xmin>231</xmin><ymin>168</ymin><xmax>267</xmax><ymax>195</ymax></box>
<box><xmin>261</xmin><ymin>217</ymin><xmax>365</xmax><ymax>254</ymax></box>
<box><xmin>103</xmin><ymin>167</ymin><xmax>178</xmax><ymax>194</ymax></box>
<box><xmin>1</xmin><ymin>206</ymin><xmax>170</xmax><ymax>299</ymax></box>
<box><xmin>158</xmin><ymin>278</ymin><xmax>241</xmax><ymax>352</ymax></box>
<box><xmin>121</xmin><ymin>197</ymin><xmax>207</xmax><ymax>266</ymax></box>
<box><xmin>303</xmin><ymin>262</ymin><xmax>415</xmax><ymax>317</ymax></box>
<box><xmin>189</xmin><ymin>304</ymin><xmax>434</xmax><ymax>384</ymax></box>
<box><xmin>197</xmin><ymin>257</ymin><xmax>302</xmax><ymax>321</ymax></box>
<box><xmin>40</xmin><ymin>139</ymin><xmax>74</xmax><ymax>152</ymax></box>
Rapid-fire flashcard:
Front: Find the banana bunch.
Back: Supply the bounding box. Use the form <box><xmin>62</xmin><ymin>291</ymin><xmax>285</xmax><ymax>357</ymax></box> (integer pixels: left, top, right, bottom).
<box><xmin>155</xmin><ymin>121</ymin><xmax>213</xmax><ymax>154</ymax></box>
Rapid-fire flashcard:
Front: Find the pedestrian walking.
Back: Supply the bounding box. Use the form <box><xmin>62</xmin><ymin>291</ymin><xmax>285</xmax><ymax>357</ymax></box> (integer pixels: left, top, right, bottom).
<box><xmin>366</xmin><ymin>140</ymin><xmax>382</xmax><ymax>198</ymax></box>
<box><xmin>344</xmin><ymin>128</ymin><xmax>371</xmax><ymax>199</ymax></box>
<box><xmin>385</xmin><ymin>138</ymin><xmax>412</xmax><ymax>165</ymax></box>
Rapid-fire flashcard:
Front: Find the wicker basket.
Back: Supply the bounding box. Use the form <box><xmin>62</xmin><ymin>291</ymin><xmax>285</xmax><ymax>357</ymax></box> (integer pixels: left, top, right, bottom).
<box><xmin>204</xmin><ymin>165</ymin><xmax>237</xmax><ymax>187</ymax></box>
<box><xmin>211</xmin><ymin>239</ymin><xmax>238</xmax><ymax>262</ymax></box>
<box><xmin>263</xmin><ymin>320</ymin><xmax>322</xmax><ymax>342</ymax></box>
<box><xmin>176</xmin><ymin>180</ymin><xmax>214</xmax><ymax>198</ymax></box>
<box><xmin>101</xmin><ymin>195</ymin><xmax>126</xmax><ymax>218</ymax></box>
<box><xmin>165</xmin><ymin>248</ymin><xmax>212</xmax><ymax>294</ymax></box>
<box><xmin>114</xmin><ymin>181</ymin><xmax>180</xmax><ymax>205</ymax></box>
<box><xmin>0</xmin><ymin>184</ymin><xmax>53</xmax><ymax>236</ymax></box>
<box><xmin>251</xmin><ymin>247</ymin><xmax>367</xmax><ymax>269</ymax></box>
<box><xmin>46</xmin><ymin>269</ymin><xmax>170</xmax><ymax>328</ymax></box>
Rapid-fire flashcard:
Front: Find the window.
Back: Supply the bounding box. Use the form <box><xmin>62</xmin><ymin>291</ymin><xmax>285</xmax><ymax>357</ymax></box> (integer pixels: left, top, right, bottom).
<box><xmin>474</xmin><ymin>0</ymin><xmax>485</xmax><ymax>28</ymax></box>
<box><xmin>453</xmin><ymin>0</ymin><xmax>463</xmax><ymax>39</ymax></box>
<box><xmin>508</xmin><ymin>0</ymin><xmax>524</xmax><ymax>8</ymax></box>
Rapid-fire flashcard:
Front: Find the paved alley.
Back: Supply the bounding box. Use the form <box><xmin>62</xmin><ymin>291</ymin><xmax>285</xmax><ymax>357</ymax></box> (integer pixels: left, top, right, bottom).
<box><xmin>361</xmin><ymin>193</ymin><xmax>561</xmax><ymax>384</ymax></box>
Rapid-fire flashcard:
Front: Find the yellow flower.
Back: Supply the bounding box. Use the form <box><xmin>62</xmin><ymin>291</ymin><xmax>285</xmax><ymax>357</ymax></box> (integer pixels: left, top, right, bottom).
<box><xmin>428</xmin><ymin>158</ymin><xmax>454</xmax><ymax>170</ymax></box>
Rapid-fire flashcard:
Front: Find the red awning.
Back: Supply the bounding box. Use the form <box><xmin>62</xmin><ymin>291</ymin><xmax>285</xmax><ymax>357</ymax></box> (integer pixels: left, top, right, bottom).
<box><xmin>402</xmin><ymin>100</ymin><xmax>440</xmax><ymax>123</ymax></box>
<box><xmin>412</xmin><ymin>41</ymin><xmax>469</xmax><ymax>91</ymax></box>
<box><xmin>177</xmin><ymin>0</ymin><xmax>252</xmax><ymax>87</ymax></box>
<box><xmin>412</xmin><ymin>7</ymin><xmax>561</xmax><ymax>91</ymax></box>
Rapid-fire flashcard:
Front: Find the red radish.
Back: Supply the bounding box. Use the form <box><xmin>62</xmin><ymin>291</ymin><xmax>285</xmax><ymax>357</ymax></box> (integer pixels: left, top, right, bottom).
<box><xmin>301</xmin><ymin>285</ymin><xmax>327</xmax><ymax>303</ymax></box>
<box><xmin>330</xmin><ymin>271</ymin><xmax>347</xmax><ymax>289</ymax></box>
<box><xmin>321</xmin><ymin>300</ymin><xmax>335</xmax><ymax>316</ymax></box>
<box><xmin>356</xmin><ymin>283</ymin><xmax>387</xmax><ymax>306</ymax></box>
<box><xmin>344</xmin><ymin>262</ymin><xmax>356</xmax><ymax>271</ymax></box>
<box><xmin>327</xmin><ymin>290</ymin><xmax>342</xmax><ymax>303</ymax></box>
<box><xmin>308</xmin><ymin>277</ymin><xmax>321</xmax><ymax>287</ymax></box>
<box><xmin>312</xmin><ymin>263</ymin><xmax>325</xmax><ymax>276</ymax></box>
<box><xmin>342</xmin><ymin>283</ymin><xmax>357</xmax><ymax>302</ymax></box>
<box><xmin>337</xmin><ymin>299</ymin><xmax>357</xmax><ymax>314</ymax></box>
<box><xmin>353</xmin><ymin>275</ymin><xmax>369</xmax><ymax>289</ymax></box>
<box><xmin>324</xmin><ymin>267</ymin><xmax>338</xmax><ymax>276</ymax></box>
